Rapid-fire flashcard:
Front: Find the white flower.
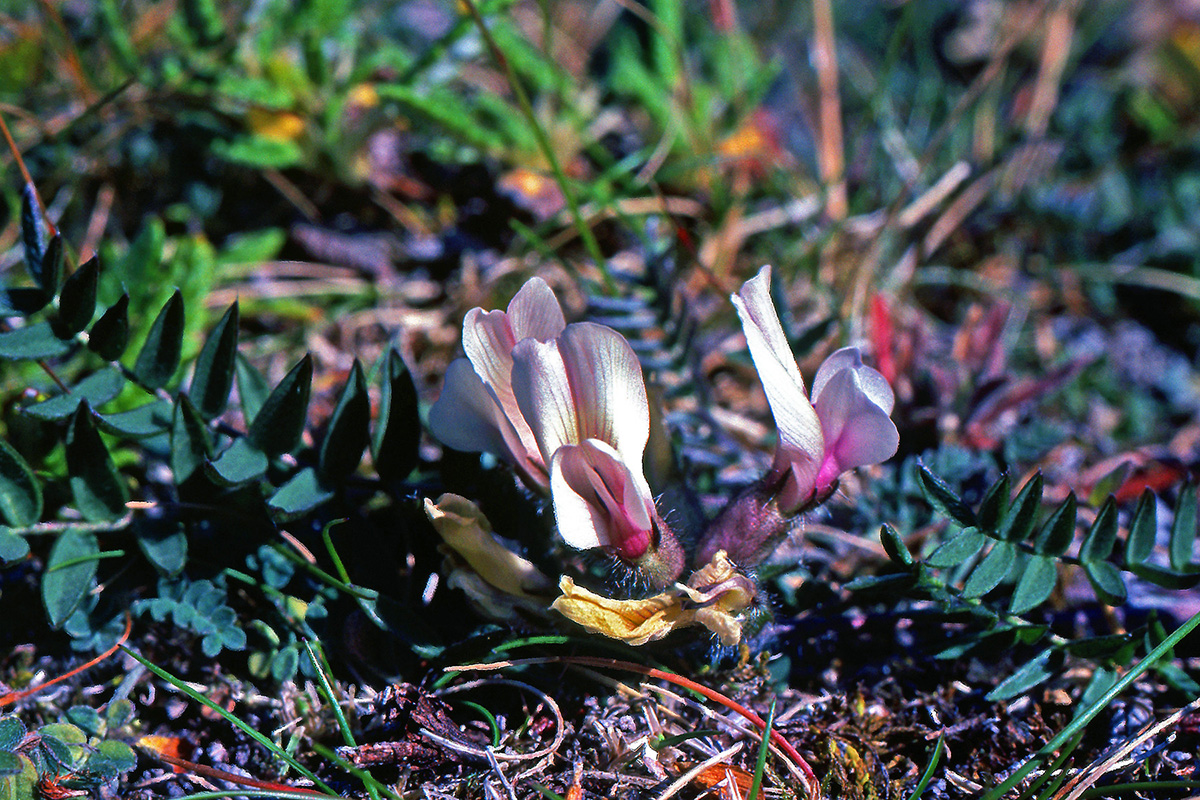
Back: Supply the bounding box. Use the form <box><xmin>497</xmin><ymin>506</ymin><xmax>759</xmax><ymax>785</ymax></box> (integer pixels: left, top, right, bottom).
<box><xmin>733</xmin><ymin>266</ymin><xmax>898</xmax><ymax>512</ymax></box>
<box><xmin>428</xmin><ymin>277</ymin><xmax>565</xmax><ymax>488</ymax></box>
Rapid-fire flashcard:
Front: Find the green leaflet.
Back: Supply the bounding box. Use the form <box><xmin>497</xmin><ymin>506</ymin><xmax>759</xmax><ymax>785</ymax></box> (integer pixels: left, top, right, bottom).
<box><xmin>65</xmin><ymin>404</ymin><xmax>128</xmax><ymax>523</ymax></box>
<box><xmin>131</xmin><ymin>290</ymin><xmax>184</xmax><ymax>390</ymax></box>
<box><xmin>42</xmin><ymin>530</ymin><xmax>99</xmax><ymax>629</ymax></box>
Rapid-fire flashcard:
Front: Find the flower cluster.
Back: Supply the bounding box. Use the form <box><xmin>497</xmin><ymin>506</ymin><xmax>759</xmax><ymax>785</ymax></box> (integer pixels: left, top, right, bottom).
<box><xmin>426</xmin><ymin>266</ymin><xmax>899</xmax><ymax>644</ymax></box>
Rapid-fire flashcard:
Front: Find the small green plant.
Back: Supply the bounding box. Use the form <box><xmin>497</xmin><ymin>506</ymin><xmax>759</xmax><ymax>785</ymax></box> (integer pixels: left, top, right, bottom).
<box><xmin>0</xmin><ymin>708</ymin><xmax>137</xmax><ymax>800</ymax></box>
<box><xmin>0</xmin><ymin>182</ymin><xmax>421</xmax><ymax>652</ymax></box>
<box><xmin>852</xmin><ymin>463</ymin><xmax>1200</xmax><ymax>698</ymax></box>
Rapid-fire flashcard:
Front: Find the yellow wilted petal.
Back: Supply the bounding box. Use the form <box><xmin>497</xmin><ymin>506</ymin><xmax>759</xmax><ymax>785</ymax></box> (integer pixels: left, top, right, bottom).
<box><xmin>552</xmin><ymin>577</ymin><xmax>683</xmax><ymax>646</ymax></box>
<box><xmin>424</xmin><ymin>494</ymin><xmax>553</xmax><ymax>599</ymax></box>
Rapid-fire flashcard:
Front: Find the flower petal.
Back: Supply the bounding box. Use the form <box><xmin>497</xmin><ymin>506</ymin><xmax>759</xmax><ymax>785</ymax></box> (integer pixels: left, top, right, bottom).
<box><xmin>511</xmin><ymin>337</ymin><xmax>578</xmax><ymax>463</ymax></box>
<box><xmin>813</xmin><ymin>367</ymin><xmax>899</xmax><ymax>473</ymax></box>
<box><xmin>557</xmin><ymin>322</ymin><xmax>649</xmax><ymax>470</ymax></box>
<box><xmin>507</xmin><ymin>276</ymin><xmax>566</xmax><ymax>342</ymax></box>
<box><xmin>812</xmin><ymin>346</ymin><xmax>894</xmax><ymax>414</ymax></box>
<box><xmin>551</xmin><ymin>576</ymin><xmax>681</xmax><ymax>646</ymax></box>
<box><xmin>550</xmin><ymin>439</ymin><xmax>655</xmax><ymax>558</ymax></box>
<box><xmin>732</xmin><ymin>266</ymin><xmax>823</xmax><ymax>507</ymax></box>
<box><xmin>428</xmin><ymin>358</ymin><xmax>513</xmax><ymax>457</ymax></box>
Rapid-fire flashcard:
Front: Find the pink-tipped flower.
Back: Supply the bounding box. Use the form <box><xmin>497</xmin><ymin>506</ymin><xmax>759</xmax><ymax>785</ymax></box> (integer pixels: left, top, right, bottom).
<box><xmin>732</xmin><ymin>265</ymin><xmax>898</xmax><ymax>513</ymax></box>
<box><xmin>428</xmin><ymin>277</ymin><xmax>565</xmax><ymax>489</ymax></box>
<box><xmin>511</xmin><ymin>323</ymin><xmax>683</xmax><ymax>586</ymax></box>
<box><xmin>698</xmin><ymin>266</ymin><xmax>898</xmax><ymax>567</ymax></box>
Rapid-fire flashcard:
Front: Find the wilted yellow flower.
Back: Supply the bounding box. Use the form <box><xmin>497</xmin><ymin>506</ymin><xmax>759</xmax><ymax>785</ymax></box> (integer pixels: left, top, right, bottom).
<box><xmin>552</xmin><ymin>551</ymin><xmax>755</xmax><ymax>646</ymax></box>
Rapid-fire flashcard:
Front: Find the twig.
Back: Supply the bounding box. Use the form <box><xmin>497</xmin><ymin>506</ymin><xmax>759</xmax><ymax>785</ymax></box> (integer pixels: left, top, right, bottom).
<box><xmin>811</xmin><ymin>0</ymin><xmax>845</xmax><ymax>220</ymax></box>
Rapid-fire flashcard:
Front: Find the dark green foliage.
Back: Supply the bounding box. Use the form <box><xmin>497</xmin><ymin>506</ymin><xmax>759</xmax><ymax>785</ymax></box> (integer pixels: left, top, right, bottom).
<box><xmin>65</xmin><ymin>404</ymin><xmax>128</xmax><ymax>522</ymax></box>
<box><xmin>131</xmin><ymin>290</ymin><xmax>185</xmax><ymax>390</ymax></box>
<box><xmin>0</xmin><ymin>706</ymin><xmax>137</xmax><ymax>800</ymax></box>
<box><xmin>134</xmin><ymin>518</ymin><xmax>188</xmax><ymax>577</ymax></box>
<box><xmin>1033</xmin><ymin>494</ymin><xmax>1076</xmax><ymax>556</ymax></box>
<box><xmin>880</xmin><ymin>523</ymin><xmax>912</xmax><ymax>566</ymax></box>
<box><xmin>207</xmin><ymin>437</ymin><xmax>269</xmax><ymax>485</ymax></box>
<box><xmin>1170</xmin><ymin>484</ymin><xmax>1197</xmax><ymax>571</ymax></box>
<box><xmin>87</xmin><ymin>295</ymin><xmax>130</xmax><ymax>361</ymax></box>
<box><xmin>188</xmin><ymin>302</ymin><xmax>239</xmax><ymax>419</ymax></box>
<box><xmin>986</xmin><ymin>648</ymin><xmax>1056</xmax><ymax>701</ymax></box>
<box><xmin>96</xmin><ymin>400</ymin><xmax>173</xmax><ymax>438</ymax></box>
<box><xmin>135</xmin><ymin>578</ymin><xmax>247</xmax><ymax>657</ymax></box>
<box><xmin>42</xmin><ymin>530</ymin><xmax>99</xmax><ymax>628</ymax></box>
<box><xmin>372</xmin><ymin>348</ymin><xmax>421</xmax><ymax>482</ymax></box>
<box><xmin>248</xmin><ymin>354</ymin><xmax>312</xmax><ymax>455</ymax></box>
<box><xmin>1079</xmin><ymin>497</ymin><xmax>1118</xmax><ymax>564</ymax></box>
<box><xmin>917</xmin><ymin>466</ymin><xmax>976</xmax><ymax>528</ymax></box>
<box><xmin>24</xmin><ymin>368</ymin><xmax>125</xmax><ymax>421</ymax></box>
<box><xmin>0</xmin><ymin>439</ymin><xmax>41</xmax><ymax>527</ymax></box>
<box><xmin>0</xmin><ymin>321</ymin><xmax>72</xmax><ymax>360</ymax></box>
<box><xmin>235</xmin><ymin>352</ymin><xmax>270</xmax><ymax>422</ymax></box>
<box><xmin>318</xmin><ymin>360</ymin><xmax>370</xmax><ymax>480</ymax></box>
<box><xmin>269</xmin><ymin>467</ymin><xmax>335</xmax><ymax>518</ymax></box>
<box><xmin>170</xmin><ymin>394</ymin><xmax>213</xmax><ymax>482</ymax></box>
<box><xmin>20</xmin><ymin>184</ymin><xmax>44</xmax><ymax>280</ymax></box>
<box><xmin>55</xmin><ymin>256</ymin><xmax>99</xmax><ymax>335</ymax></box>
<box><xmin>0</xmin><ymin>532</ymin><xmax>29</xmax><ymax>565</ymax></box>
<box><xmin>872</xmin><ymin>464</ymin><xmax>1200</xmax><ymax>693</ymax></box>
<box><xmin>37</xmin><ymin>236</ymin><xmax>63</xmax><ymax>298</ymax></box>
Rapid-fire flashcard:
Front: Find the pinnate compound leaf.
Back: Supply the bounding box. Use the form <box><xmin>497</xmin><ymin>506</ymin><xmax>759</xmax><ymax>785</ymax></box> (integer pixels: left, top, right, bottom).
<box><xmin>926</xmin><ymin>527</ymin><xmax>987</xmax><ymax>568</ymax></box>
<box><xmin>1125</xmin><ymin>490</ymin><xmax>1158</xmax><ymax>567</ymax></box>
<box><xmin>0</xmin><ymin>716</ymin><xmax>24</xmax><ymax>751</ymax></box>
<box><xmin>0</xmin><ymin>531</ymin><xmax>29</xmax><ymax>565</ymax></box>
<box><xmin>42</xmin><ymin>530</ymin><xmax>99</xmax><ymax>628</ymax></box>
<box><xmin>132</xmin><ymin>290</ymin><xmax>184</xmax><ymax>390</ymax></box>
<box><xmin>268</xmin><ymin>467</ymin><xmax>335</xmax><ymax>519</ymax></box>
<box><xmin>55</xmin><ymin>256</ymin><xmax>99</xmax><ymax>335</ymax></box>
<box><xmin>0</xmin><ymin>439</ymin><xmax>40</xmax><ymax>527</ymax></box>
<box><xmin>24</xmin><ymin>367</ymin><xmax>125</xmax><ymax>421</ymax></box>
<box><xmin>1079</xmin><ymin>497</ymin><xmax>1118</xmax><ymax>563</ymax></box>
<box><xmin>1170</xmin><ymin>484</ymin><xmax>1197</xmax><ymax>571</ymax></box>
<box><xmin>88</xmin><ymin>294</ymin><xmax>130</xmax><ymax>361</ymax></box>
<box><xmin>170</xmin><ymin>394</ymin><xmax>213</xmax><ymax>483</ymax></box>
<box><xmin>372</xmin><ymin>348</ymin><xmax>420</xmax><ymax>482</ymax></box>
<box><xmin>1000</xmin><ymin>472</ymin><xmax>1043</xmax><ymax>542</ymax></box>
<box><xmin>0</xmin><ymin>321</ymin><xmax>71</xmax><ymax>360</ymax></box>
<box><xmin>1009</xmin><ymin>554</ymin><xmax>1058</xmax><ymax>614</ymax></box>
<box><xmin>880</xmin><ymin>523</ymin><xmax>913</xmax><ymax>566</ymax></box>
<box><xmin>1033</xmin><ymin>493</ymin><xmax>1076</xmax><ymax>556</ymax></box>
<box><xmin>319</xmin><ymin>360</ymin><xmax>369</xmax><ymax>480</ymax></box>
<box><xmin>189</xmin><ymin>301</ymin><xmax>239</xmax><ymax>419</ymax></box>
<box><xmin>961</xmin><ymin>541</ymin><xmax>1016</xmax><ymax>598</ymax></box>
<box><xmin>248</xmin><ymin>354</ymin><xmax>312</xmax><ymax>455</ymax></box>
<box><xmin>65</xmin><ymin>403</ymin><xmax>128</xmax><ymax>522</ymax></box>
<box><xmin>918</xmin><ymin>466</ymin><xmax>976</xmax><ymax>527</ymax></box>
<box><xmin>985</xmin><ymin>648</ymin><xmax>1055</xmax><ymax>701</ymax></box>
<box><xmin>207</xmin><ymin>438</ymin><xmax>268</xmax><ymax>486</ymax></box>
<box><xmin>1084</xmin><ymin>560</ymin><xmax>1127</xmax><ymax>605</ymax></box>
